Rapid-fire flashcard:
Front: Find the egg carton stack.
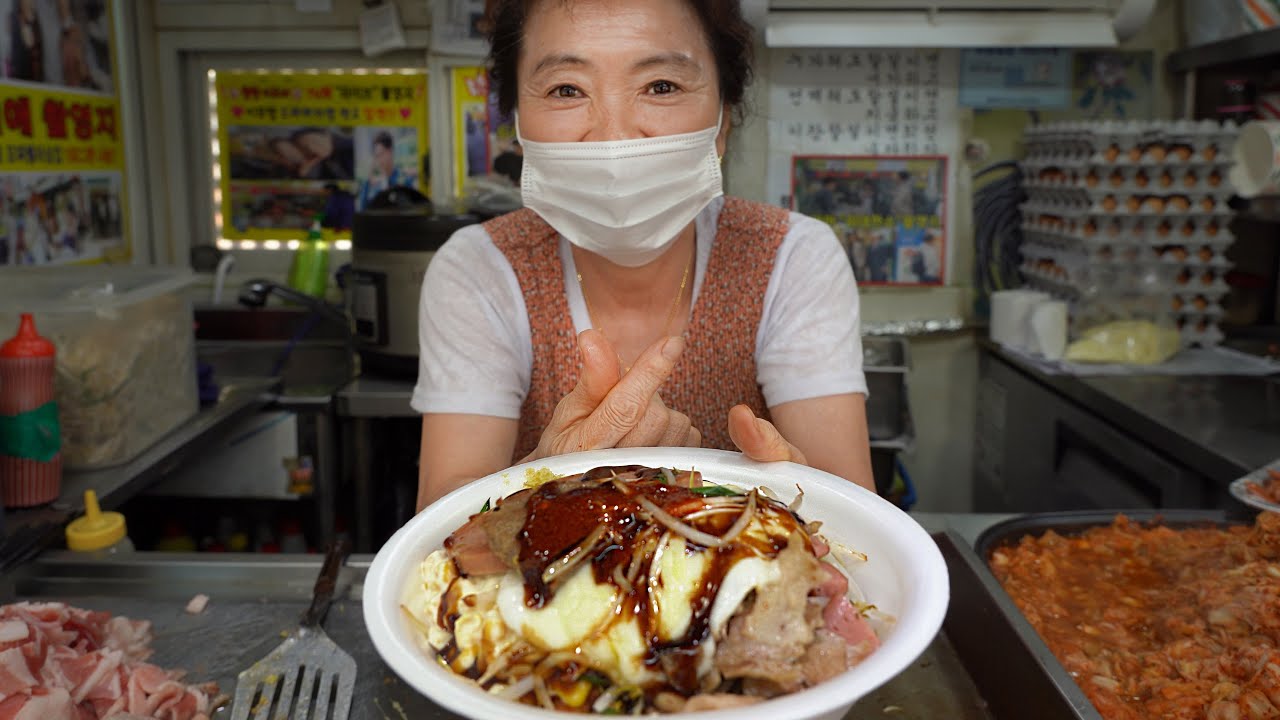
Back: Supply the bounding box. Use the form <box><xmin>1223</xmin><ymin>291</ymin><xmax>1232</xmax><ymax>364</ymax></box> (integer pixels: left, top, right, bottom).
<box><xmin>1018</xmin><ymin>120</ymin><xmax>1239</xmax><ymax>347</ymax></box>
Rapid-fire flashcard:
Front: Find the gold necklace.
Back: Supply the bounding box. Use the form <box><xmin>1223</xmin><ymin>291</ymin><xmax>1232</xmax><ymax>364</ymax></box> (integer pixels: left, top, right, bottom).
<box><xmin>577</xmin><ymin>249</ymin><xmax>693</xmax><ymax>346</ymax></box>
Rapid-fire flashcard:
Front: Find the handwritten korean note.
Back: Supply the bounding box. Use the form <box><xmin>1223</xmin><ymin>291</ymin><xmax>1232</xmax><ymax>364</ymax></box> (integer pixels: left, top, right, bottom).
<box><xmin>769</xmin><ymin>49</ymin><xmax>960</xmax><ymax>156</ymax></box>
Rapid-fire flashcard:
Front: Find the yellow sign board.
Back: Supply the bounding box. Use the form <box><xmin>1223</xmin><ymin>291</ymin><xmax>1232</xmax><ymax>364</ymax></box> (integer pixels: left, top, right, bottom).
<box><xmin>215</xmin><ymin>71</ymin><xmax>429</xmax><ymax>241</ymax></box>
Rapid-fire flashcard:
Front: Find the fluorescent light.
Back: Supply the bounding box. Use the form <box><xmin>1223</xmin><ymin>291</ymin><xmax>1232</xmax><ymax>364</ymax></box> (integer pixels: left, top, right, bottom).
<box><xmin>764</xmin><ymin>10</ymin><xmax>1119</xmax><ymax>47</ymax></box>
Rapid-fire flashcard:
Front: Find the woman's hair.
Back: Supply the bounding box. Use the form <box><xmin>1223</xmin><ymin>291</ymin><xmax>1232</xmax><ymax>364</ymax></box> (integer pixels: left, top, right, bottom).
<box><xmin>482</xmin><ymin>0</ymin><xmax>754</xmax><ymax>120</ymax></box>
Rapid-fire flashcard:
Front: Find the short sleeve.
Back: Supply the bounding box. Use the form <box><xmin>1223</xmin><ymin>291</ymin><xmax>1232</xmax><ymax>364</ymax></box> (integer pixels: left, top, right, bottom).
<box><xmin>756</xmin><ymin>213</ymin><xmax>867</xmax><ymax>407</ymax></box>
<box><xmin>411</xmin><ymin>225</ymin><xmax>531</xmax><ymax>418</ymax></box>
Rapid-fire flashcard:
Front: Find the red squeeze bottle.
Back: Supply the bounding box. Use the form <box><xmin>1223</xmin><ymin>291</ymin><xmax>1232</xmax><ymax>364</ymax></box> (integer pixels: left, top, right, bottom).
<box><xmin>0</xmin><ymin>314</ymin><xmax>62</xmax><ymax>507</ymax></box>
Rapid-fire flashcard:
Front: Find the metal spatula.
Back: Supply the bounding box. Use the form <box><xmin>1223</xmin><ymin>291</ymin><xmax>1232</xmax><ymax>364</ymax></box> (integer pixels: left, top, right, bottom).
<box><xmin>230</xmin><ymin>540</ymin><xmax>356</xmax><ymax>720</ymax></box>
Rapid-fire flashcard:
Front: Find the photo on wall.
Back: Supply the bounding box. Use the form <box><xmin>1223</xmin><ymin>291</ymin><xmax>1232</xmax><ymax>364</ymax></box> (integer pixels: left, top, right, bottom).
<box><xmin>226</xmin><ymin>183</ymin><xmax>331</xmax><ymax>235</ymax></box>
<box><xmin>0</xmin><ymin>0</ymin><xmax>114</xmax><ymax>92</ymax></box>
<box><xmin>791</xmin><ymin>155</ymin><xmax>947</xmax><ymax>286</ymax></box>
<box><xmin>224</xmin><ymin>125</ymin><xmax>356</xmax><ymax>182</ymax></box>
<box><xmin>354</xmin><ymin>125</ymin><xmax>421</xmax><ymax>210</ymax></box>
<box><xmin>452</xmin><ymin>66</ymin><xmax>518</xmax><ymax>196</ymax></box>
<box><xmin>0</xmin><ymin>171</ymin><xmax>123</xmax><ymax>266</ymax></box>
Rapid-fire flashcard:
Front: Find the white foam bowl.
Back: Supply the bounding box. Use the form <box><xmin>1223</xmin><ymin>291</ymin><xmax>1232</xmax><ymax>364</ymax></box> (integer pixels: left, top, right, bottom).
<box><xmin>364</xmin><ymin>448</ymin><xmax>949</xmax><ymax>720</ymax></box>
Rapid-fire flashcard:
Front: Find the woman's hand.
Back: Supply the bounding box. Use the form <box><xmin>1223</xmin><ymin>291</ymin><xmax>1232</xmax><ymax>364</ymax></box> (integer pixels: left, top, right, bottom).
<box><xmin>525</xmin><ymin>330</ymin><xmax>701</xmax><ymax>462</ymax></box>
<box><xmin>729</xmin><ymin>396</ymin><xmax>876</xmax><ymax>493</ymax></box>
<box><xmin>727</xmin><ymin>404</ymin><xmax>808</xmax><ymax>465</ymax></box>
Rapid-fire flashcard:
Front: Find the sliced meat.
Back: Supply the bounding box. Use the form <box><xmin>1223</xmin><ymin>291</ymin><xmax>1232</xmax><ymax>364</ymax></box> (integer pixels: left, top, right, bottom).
<box><xmin>481</xmin><ymin>489</ymin><xmax>534</xmax><ymax>570</ymax></box>
<box><xmin>810</xmin><ymin>535</ymin><xmax>830</xmax><ymax>559</ymax></box>
<box><xmin>799</xmin><ymin>629</ymin><xmax>852</xmax><ymax>686</ymax></box>
<box><xmin>99</xmin><ymin>617</ymin><xmax>150</xmax><ymax>664</ymax></box>
<box><xmin>814</xmin><ymin>561</ymin><xmax>847</xmax><ymax>599</ymax></box>
<box><xmin>713</xmin><ymin>532</ymin><xmax>827</xmax><ymax>692</ymax></box>
<box><xmin>0</xmin><ymin>687</ymin><xmax>77</xmax><ymax>720</ymax></box>
<box><xmin>0</xmin><ymin>647</ymin><xmax>38</xmax><ymax>696</ymax></box>
<box><xmin>822</xmin><ymin>596</ymin><xmax>880</xmax><ymax>661</ymax></box>
<box><xmin>444</xmin><ymin>490</ymin><xmax>533</xmax><ymax>576</ymax></box>
<box><xmin>0</xmin><ymin>623</ymin><xmax>27</xmax><ymax>645</ymax></box>
<box><xmin>0</xmin><ymin>603</ymin><xmax>213</xmax><ymax>720</ymax></box>
<box><xmin>443</xmin><ymin>519</ymin><xmax>507</xmax><ymax>576</ymax></box>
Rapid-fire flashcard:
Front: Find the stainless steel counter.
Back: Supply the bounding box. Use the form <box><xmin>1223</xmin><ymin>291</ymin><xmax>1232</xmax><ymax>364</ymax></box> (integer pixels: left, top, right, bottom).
<box><xmin>0</xmin><ymin>379</ymin><xmax>277</xmax><ymax>571</ymax></box>
<box><xmin>985</xmin><ymin>341</ymin><xmax>1280</xmax><ymax>482</ymax></box>
<box><xmin>4</xmin><ymin>513</ymin><xmax>1011</xmax><ymax>720</ymax></box>
<box><xmin>336</xmin><ymin>376</ymin><xmax>417</xmax><ymax>418</ymax></box>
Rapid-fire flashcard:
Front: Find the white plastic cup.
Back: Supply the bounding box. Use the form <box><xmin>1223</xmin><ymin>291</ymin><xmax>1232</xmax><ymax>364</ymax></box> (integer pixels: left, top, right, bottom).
<box><xmin>1029</xmin><ymin>300</ymin><xmax>1069</xmax><ymax>360</ymax></box>
<box><xmin>1229</xmin><ymin>121</ymin><xmax>1280</xmax><ymax>197</ymax></box>
<box><xmin>990</xmin><ymin>289</ymin><xmax>1049</xmax><ymax>351</ymax></box>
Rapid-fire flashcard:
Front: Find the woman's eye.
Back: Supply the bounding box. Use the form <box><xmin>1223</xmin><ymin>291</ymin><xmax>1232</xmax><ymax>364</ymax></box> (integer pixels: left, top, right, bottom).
<box><xmin>551</xmin><ymin>85</ymin><xmax>581</xmax><ymax>99</ymax></box>
<box><xmin>649</xmin><ymin>80</ymin><xmax>678</xmax><ymax>95</ymax></box>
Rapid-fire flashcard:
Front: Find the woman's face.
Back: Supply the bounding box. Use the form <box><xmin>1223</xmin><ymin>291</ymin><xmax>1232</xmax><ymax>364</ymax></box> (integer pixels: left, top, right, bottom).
<box><xmin>515</xmin><ymin>0</ymin><xmax>728</xmax><ymax>153</ymax></box>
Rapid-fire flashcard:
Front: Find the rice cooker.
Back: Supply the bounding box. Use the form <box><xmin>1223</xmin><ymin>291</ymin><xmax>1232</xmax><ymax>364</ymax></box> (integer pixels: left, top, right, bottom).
<box><xmin>348</xmin><ymin>188</ymin><xmax>482</xmax><ymax>377</ymax></box>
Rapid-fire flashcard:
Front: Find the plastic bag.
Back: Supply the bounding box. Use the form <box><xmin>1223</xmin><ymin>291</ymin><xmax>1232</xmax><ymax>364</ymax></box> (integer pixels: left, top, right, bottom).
<box><xmin>1064</xmin><ymin>321</ymin><xmax>1181</xmax><ymax>365</ymax></box>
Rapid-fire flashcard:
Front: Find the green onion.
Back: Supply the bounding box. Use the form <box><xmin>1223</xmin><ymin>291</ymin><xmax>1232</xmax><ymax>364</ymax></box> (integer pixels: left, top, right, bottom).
<box><xmin>479</xmin><ymin>498</ymin><xmax>491</xmax><ymax>513</ymax></box>
<box><xmin>581</xmin><ymin>671</ymin><xmax>611</xmax><ymax>688</ymax></box>
<box><xmin>689</xmin><ymin>485</ymin><xmax>743</xmax><ymax>497</ymax></box>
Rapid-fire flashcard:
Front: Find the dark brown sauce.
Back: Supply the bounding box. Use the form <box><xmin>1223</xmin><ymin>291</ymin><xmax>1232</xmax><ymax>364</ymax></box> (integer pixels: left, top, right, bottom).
<box><xmin>490</xmin><ymin>466</ymin><xmax>810</xmax><ymax>698</ymax></box>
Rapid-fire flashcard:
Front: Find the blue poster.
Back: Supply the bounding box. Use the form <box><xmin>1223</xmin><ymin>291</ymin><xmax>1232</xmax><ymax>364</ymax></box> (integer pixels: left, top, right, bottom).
<box><xmin>959</xmin><ymin>49</ymin><xmax>1071</xmax><ymax>109</ymax></box>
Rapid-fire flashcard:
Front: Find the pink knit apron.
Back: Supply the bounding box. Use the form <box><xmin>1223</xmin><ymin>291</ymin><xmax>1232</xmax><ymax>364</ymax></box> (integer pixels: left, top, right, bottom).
<box><xmin>486</xmin><ymin>197</ymin><xmax>790</xmax><ymax>461</ymax></box>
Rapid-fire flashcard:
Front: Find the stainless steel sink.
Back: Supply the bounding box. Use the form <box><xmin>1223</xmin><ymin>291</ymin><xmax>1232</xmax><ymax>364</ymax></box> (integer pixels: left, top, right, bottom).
<box><xmin>198</xmin><ymin>341</ymin><xmax>355</xmax><ymax>401</ymax></box>
<box><xmin>194</xmin><ymin>306</ymin><xmax>357</xmax><ymax>402</ymax></box>
<box><xmin>195</xmin><ymin>305</ymin><xmax>348</xmax><ymax>342</ymax></box>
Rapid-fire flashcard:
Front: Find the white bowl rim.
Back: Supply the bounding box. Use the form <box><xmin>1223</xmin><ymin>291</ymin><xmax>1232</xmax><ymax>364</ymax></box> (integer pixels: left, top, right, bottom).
<box><xmin>363</xmin><ymin>447</ymin><xmax>950</xmax><ymax>719</ymax></box>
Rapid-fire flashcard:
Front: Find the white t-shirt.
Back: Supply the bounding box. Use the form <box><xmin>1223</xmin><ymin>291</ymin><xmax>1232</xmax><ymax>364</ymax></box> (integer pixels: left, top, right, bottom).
<box><xmin>412</xmin><ymin>197</ymin><xmax>867</xmax><ymax>418</ymax></box>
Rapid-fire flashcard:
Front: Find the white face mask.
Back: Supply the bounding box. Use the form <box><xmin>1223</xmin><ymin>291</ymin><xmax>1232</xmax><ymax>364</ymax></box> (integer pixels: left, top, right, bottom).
<box><xmin>516</xmin><ymin>113</ymin><xmax>724</xmax><ymax>268</ymax></box>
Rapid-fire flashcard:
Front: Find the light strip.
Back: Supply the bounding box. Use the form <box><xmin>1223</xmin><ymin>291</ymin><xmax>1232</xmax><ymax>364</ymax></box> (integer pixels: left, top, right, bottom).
<box><xmin>207</xmin><ymin>67</ymin><xmax>419</xmax><ymax>252</ymax></box>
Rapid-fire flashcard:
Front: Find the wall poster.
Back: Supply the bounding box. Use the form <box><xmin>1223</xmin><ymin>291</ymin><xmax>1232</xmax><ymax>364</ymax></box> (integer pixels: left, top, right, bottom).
<box><xmin>214</xmin><ymin>70</ymin><xmax>428</xmax><ymax>241</ymax></box>
<box><xmin>451</xmin><ymin>66</ymin><xmax>517</xmax><ymax>197</ymax></box>
<box><xmin>0</xmin><ymin>0</ymin><xmax>125</xmax><ymax>266</ymax></box>
<box><xmin>792</xmin><ymin>155</ymin><xmax>947</xmax><ymax>286</ymax></box>
<box><xmin>767</xmin><ymin>48</ymin><xmax>960</xmax><ymax>286</ymax></box>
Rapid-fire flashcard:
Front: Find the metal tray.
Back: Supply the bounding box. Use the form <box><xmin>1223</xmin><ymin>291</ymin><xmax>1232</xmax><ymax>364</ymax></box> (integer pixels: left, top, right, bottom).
<box><xmin>2</xmin><ymin>551</ymin><xmax>995</xmax><ymax>720</ymax></box>
<box><xmin>937</xmin><ymin>530</ymin><xmax>1102</xmax><ymax>720</ymax></box>
<box><xmin>951</xmin><ymin>510</ymin><xmax>1249</xmax><ymax>720</ymax></box>
<box><xmin>974</xmin><ymin>508</ymin><xmax>1245</xmax><ymax>558</ymax></box>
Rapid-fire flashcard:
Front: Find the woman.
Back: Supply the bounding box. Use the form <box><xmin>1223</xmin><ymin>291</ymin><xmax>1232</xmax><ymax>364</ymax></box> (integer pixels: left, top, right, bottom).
<box><xmin>414</xmin><ymin>0</ymin><xmax>873</xmax><ymax>509</ymax></box>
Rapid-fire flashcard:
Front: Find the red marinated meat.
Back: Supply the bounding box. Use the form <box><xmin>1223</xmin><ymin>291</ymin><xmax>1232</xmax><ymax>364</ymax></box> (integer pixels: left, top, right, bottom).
<box><xmin>0</xmin><ymin>603</ymin><xmax>215</xmax><ymax>720</ymax></box>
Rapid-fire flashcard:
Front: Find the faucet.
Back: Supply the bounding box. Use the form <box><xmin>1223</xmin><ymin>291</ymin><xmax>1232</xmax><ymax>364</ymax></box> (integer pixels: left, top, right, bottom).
<box><xmin>238</xmin><ymin>279</ymin><xmax>350</xmax><ymax>327</ymax></box>
<box><xmin>211</xmin><ymin>253</ymin><xmax>237</xmax><ymax>304</ymax></box>
<box><xmin>238</xmin><ymin>279</ymin><xmax>358</xmax><ymax>375</ymax></box>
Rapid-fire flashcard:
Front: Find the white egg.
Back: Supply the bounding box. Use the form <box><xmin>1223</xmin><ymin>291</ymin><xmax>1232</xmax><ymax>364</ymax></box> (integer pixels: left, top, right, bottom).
<box><xmin>651</xmin><ymin>536</ymin><xmax>709</xmax><ymax>641</ymax></box>
<box><xmin>497</xmin><ymin>564</ymin><xmax>618</xmax><ymax>651</ymax></box>
<box><xmin>581</xmin><ymin>616</ymin><xmax>660</xmax><ymax>686</ymax></box>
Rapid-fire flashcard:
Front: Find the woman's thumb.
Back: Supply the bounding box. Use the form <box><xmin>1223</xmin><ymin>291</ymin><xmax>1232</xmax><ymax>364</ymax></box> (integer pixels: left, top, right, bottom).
<box><xmin>574</xmin><ymin>329</ymin><xmax>622</xmax><ymax>405</ymax></box>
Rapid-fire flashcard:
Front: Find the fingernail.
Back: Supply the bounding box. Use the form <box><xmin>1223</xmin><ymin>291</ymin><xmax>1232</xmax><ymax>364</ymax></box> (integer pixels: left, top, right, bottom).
<box><xmin>662</xmin><ymin>336</ymin><xmax>685</xmax><ymax>361</ymax></box>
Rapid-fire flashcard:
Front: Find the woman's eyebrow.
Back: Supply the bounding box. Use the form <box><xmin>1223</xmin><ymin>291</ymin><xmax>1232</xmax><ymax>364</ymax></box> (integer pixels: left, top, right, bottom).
<box><xmin>530</xmin><ymin>52</ymin><xmax>590</xmax><ymax>77</ymax></box>
<box><xmin>631</xmin><ymin>52</ymin><xmax>700</xmax><ymax>74</ymax></box>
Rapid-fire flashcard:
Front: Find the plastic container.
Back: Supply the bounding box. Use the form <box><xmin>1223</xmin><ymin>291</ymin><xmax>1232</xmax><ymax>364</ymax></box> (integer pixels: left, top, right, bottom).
<box><xmin>65</xmin><ymin>489</ymin><xmax>133</xmax><ymax>554</ymax></box>
<box><xmin>287</xmin><ymin>218</ymin><xmax>331</xmax><ymax>298</ymax></box>
<box><xmin>0</xmin><ymin>314</ymin><xmax>62</xmax><ymax>507</ymax></box>
<box><xmin>0</xmin><ymin>266</ymin><xmax>198</xmax><ymax>469</ymax></box>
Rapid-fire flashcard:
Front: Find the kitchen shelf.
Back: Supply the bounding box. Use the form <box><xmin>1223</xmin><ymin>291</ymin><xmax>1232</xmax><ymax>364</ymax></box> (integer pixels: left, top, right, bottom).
<box><xmin>1167</xmin><ymin>25</ymin><xmax>1280</xmax><ymax>73</ymax></box>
